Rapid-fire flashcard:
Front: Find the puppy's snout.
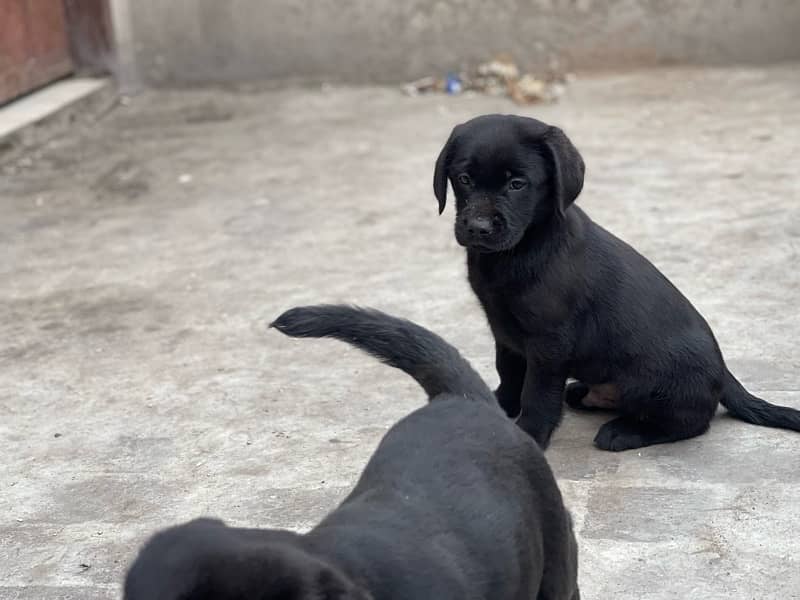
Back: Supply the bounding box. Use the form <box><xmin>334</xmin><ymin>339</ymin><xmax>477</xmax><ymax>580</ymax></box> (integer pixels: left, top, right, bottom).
<box><xmin>456</xmin><ymin>211</ymin><xmax>506</xmax><ymax>249</ymax></box>
<box><xmin>466</xmin><ymin>217</ymin><xmax>493</xmax><ymax>238</ymax></box>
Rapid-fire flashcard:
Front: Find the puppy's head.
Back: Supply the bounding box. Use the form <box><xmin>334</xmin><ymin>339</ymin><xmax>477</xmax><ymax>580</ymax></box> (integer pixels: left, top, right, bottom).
<box><xmin>124</xmin><ymin>518</ymin><xmax>372</xmax><ymax>600</ymax></box>
<box><xmin>433</xmin><ymin>114</ymin><xmax>585</xmax><ymax>252</ymax></box>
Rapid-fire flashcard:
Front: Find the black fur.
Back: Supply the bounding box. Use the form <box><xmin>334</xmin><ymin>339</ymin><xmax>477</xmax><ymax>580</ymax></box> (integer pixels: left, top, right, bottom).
<box><xmin>433</xmin><ymin>113</ymin><xmax>800</xmax><ymax>451</ymax></box>
<box><xmin>125</xmin><ymin>305</ymin><xmax>580</xmax><ymax>600</ymax></box>
<box><xmin>272</xmin><ymin>304</ymin><xmax>490</xmax><ymax>402</ymax></box>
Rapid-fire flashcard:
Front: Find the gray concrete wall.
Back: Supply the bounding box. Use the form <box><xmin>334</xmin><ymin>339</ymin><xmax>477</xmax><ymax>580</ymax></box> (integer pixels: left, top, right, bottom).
<box><xmin>122</xmin><ymin>0</ymin><xmax>800</xmax><ymax>86</ymax></box>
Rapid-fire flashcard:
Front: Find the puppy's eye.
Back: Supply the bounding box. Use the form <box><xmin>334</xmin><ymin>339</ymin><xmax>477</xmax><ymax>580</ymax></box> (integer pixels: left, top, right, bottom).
<box><xmin>509</xmin><ymin>178</ymin><xmax>526</xmax><ymax>191</ymax></box>
<box><xmin>457</xmin><ymin>174</ymin><xmax>472</xmax><ymax>186</ymax></box>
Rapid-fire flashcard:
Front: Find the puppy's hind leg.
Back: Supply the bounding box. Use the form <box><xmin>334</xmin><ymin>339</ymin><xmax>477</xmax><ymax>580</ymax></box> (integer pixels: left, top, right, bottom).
<box><xmin>565</xmin><ymin>381</ymin><xmax>620</xmax><ymax>412</ymax></box>
<box><xmin>495</xmin><ymin>343</ymin><xmax>526</xmax><ymax>418</ymax></box>
<box><xmin>593</xmin><ymin>405</ymin><xmax>712</xmax><ymax>452</ymax></box>
<box><xmin>564</xmin><ymin>381</ymin><xmax>590</xmax><ymax>410</ymax></box>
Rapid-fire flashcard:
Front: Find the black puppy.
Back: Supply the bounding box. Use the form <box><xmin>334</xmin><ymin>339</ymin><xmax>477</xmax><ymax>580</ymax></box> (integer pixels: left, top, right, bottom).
<box><xmin>125</xmin><ymin>305</ymin><xmax>580</xmax><ymax>600</ymax></box>
<box><xmin>433</xmin><ymin>113</ymin><xmax>800</xmax><ymax>451</ymax></box>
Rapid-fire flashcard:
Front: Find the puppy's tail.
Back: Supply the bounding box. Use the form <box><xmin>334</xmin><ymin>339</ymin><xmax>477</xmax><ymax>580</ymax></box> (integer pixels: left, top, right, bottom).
<box><xmin>271</xmin><ymin>304</ymin><xmax>494</xmax><ymax>404</ymax></box>
<box><xmin>721</xmin><ymin>368</ymin><xmax>800</xmax><ymax>432</ymax></box>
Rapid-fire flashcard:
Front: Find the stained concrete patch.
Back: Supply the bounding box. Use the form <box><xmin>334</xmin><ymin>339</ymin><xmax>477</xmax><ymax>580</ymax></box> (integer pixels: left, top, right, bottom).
<box><xmin>225</xmin><ymin>485</ymin><xmax>353</xmax><ymax>532</ymax></box>
<box><xmin>724</xmin><ymin>359</ymin><xmax>800</xmax><ymax>392</ymax></box>
<box><xmin>582</xmin><ymin>484</ymin><xmax>737</xmax><ymax>543</ymax></box>
<box><xmin>643</xmin><ymin>420</ymin><xmax>800</xmax><ymax>484</ymax></box>
<box><xmin>0</xmin><ymin>524</ymin><xmax>129</xmax><ymax>588</ymax></box>
<box><xmin>547</xmin><ymin>412</ymin><xmax>623</xmax><ymax>481</ymax></box>
<box><xmin>1</xmin><ymin>66</ymin><xmax>799</xmax><ymax>599</ymax></box>
<box><xmin>93</xmin><ymin>159</ymin><xmax>153</xmax><ymax>202</ymax></box>
<box><xmin>22</xmin><ymin>475</ymin><xmax>168</xmax><ymax>526</ymax></box>
<box><xmin>0</xmin><ymin>586</ymin><xmax>113</xmax><ymax>600</ymax></box>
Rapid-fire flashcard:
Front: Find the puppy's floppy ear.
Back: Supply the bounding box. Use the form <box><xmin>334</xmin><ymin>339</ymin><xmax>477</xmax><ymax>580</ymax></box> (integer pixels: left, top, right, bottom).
<box><xmin>433</xmin><ymin>126</ymin><xmax>459</xmax><ymax>214</ymax></box>
<box><xmin>541</xmin><ymin>126</ymin><xmax>585</xmax><ymax>218</ymax></box>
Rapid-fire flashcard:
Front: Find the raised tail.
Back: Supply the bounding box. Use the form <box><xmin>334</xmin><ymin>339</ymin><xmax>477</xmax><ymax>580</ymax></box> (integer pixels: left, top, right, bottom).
<box><xmin>721</xmin><ymin>368</ymin><xmax>800</xmax><ymax>432</ymax></box>
<box><xmin>271</xmin><ymin>304</ymin><xmax>494</xmax><ymax>404</ymax></box>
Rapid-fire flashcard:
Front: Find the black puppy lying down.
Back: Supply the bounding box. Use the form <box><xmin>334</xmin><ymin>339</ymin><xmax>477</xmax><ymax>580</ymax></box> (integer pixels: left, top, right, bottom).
<box><xmin>434</xmin><ymin>114</ymin><xmax>800</xmax><ymax>451</ymax></box>
<box><xmin>124</xmin><ymin>305</ymin><xmax>580</xmax><ymax>600</ymax></box>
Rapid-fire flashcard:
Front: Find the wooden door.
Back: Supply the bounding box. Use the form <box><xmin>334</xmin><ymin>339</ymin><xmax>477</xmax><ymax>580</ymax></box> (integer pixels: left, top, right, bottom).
<box><xmin>0</xmin><ymin>0</ymin><xmax>73</xmax><ymax>104</ymax></box>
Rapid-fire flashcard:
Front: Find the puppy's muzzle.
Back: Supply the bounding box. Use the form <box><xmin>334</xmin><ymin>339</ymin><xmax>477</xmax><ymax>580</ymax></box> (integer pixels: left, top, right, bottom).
<box><xmin>466</xmin><ymin>216</ymin><xmax>493</xmax><ymax>238</ymax></box>
<box><xmin>459</xmin><ymin>214</ymin><xmax>504</xmax><ymax>245</ymax></box>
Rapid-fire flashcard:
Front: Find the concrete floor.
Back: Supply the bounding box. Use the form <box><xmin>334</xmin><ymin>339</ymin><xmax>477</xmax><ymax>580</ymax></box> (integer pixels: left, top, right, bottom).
<box><xmin>1</xmin><ymin>66</ymin><xmax>799</xmax><ymax>599</ymax></box>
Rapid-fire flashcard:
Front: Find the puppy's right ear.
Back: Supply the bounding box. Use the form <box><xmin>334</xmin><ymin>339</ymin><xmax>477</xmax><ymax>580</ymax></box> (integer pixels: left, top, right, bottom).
<box><xmin>433</xmin><ymin>128</ymin><xmax>458</xmax><ymax>214</ymax></box>
<box><xmin>541</xmin><ymin>126</ymin><xmax>585</xmax><ymax>218</ymax></box>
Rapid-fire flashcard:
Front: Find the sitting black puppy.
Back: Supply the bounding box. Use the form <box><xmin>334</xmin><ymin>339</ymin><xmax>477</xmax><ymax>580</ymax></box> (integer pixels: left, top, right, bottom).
<box><xmin>433</xmin><ymin>114</ymin><xmax>800</xmax><ymax>451</ymax></box>
<box><xmin>124</xmin><ymin>305</ymin><xmax>580</xmax><ymax>600</ymax></box>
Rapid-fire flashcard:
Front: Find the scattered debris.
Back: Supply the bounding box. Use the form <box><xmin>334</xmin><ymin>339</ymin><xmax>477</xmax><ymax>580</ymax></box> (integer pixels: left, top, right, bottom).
<box><xmin>478</xmin><ymin>58</ymin><xmax>520</xmax><ymax>81</ymax></box>
<box><xmin>402</xmin><ymin>55</ymin><xmax>570</xmax><ymax>105</ymax></box>
<box><xmin>402</xmin><ymin>76</ymin><xmax>440</xmax><ymax>96</ymax></box>
<box><xmin>510</xmin><ymin>75</ymin><xmax>565</xmax><ymax>104</ymax></box>
<box><xmin>444</xmin><ymin>73</ymin><xmax>463</xmax><ymax>95</ymax></box>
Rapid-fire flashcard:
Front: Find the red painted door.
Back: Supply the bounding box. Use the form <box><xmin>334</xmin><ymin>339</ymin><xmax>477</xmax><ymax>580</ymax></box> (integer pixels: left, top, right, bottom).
<box><xmin>0</xmin><ymin>0</ymin><xmax>73</xmax><ymax>104</ymax></box>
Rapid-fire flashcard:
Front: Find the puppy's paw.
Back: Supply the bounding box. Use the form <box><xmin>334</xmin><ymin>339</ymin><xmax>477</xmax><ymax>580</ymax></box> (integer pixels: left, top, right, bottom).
<box><xmin>495</xmin><ymin>387</ymin><xmax>521</xmax><ymax>419</ymax></box>
<box><xmin>594</xmin><ymin>418</ymin><xmax>646</xmax><ymax>452</ymax></box>
<box><xmin>516</xmin><ymin>416</ymin><xmax>554</xmax><ymax>450</ymax></box>
<box><xmin>564</xmin><ymin>381</ymin><xmax>590</xmax><ymax>410</ymax></box>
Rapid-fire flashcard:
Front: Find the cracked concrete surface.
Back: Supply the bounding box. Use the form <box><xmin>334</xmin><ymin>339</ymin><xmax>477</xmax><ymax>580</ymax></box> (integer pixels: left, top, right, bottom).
<box><xmin>1</xmin><ymin>65</ymin><xmax>799</xmax><ymax>599</ymax></box>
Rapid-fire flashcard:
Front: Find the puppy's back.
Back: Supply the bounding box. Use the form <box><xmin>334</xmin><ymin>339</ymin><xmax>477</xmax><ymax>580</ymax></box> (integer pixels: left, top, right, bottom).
<box><xmin>273</xmin><ymin>305</ymin><xmax>578</xmax><ymax>600</ymax></box>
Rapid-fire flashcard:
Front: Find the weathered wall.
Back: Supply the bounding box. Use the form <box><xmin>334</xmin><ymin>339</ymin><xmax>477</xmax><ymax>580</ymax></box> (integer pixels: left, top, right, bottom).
<box><xmin>122</xmin><ymin>0</ymin><xmax>800</xmax><ymax>85</ymax></box>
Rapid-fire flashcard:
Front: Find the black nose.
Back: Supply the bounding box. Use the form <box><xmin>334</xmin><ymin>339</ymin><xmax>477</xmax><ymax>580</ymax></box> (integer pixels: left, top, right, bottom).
<box><xmin>466</xmin><ymin>217</ymin><xmax>493</xmax><ymax>238</ymax></box>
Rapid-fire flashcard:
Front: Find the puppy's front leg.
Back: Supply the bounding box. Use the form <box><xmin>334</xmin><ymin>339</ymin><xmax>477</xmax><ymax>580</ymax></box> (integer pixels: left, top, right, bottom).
<box><xmin>494</xmin><ymin>343</ymin><xmax>527</xmax><ymax>418</ymax></box>
<box><xmin>516</xmin><ymin>361</ymin><xmax>567</xmax><ymax>449</ymax></box>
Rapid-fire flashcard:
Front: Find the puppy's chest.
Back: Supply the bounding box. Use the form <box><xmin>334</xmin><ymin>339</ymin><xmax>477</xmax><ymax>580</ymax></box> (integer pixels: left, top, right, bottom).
<box><xmin>476</xmin><ymin>291</ymin><xmax>523</xmax><ymax>347</ymax></box>
<box><xmin>470</xmin><ymin>269</ymin><xmax>569</xmax><ymax>351</ymax></box>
